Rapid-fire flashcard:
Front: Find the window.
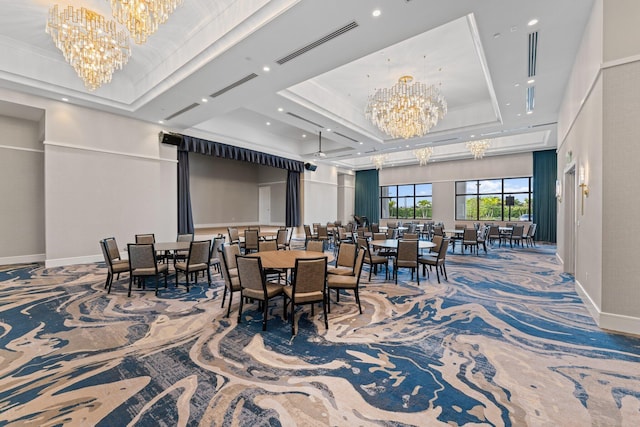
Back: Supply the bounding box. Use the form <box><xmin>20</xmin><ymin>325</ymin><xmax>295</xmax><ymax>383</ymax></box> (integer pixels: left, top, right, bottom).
<box><xmin>381</xmin><ymin>183</ymin><xmax>432</xmax><ymax>219</ymax></box>
<box><xmin>455</xmin><ymin>177</ymin><xmax>532</xmax><ymax>221</ymax></box>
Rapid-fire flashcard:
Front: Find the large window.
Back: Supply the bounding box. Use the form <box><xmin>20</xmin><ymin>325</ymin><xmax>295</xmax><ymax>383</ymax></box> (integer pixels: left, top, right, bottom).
<box><xmin>456</xmin><ymin>177</ymin><xmax>532</xmax><ymax>221</ymax></box>
<box><xmin>381</xmin><ymin>183</ymin><xmax>432</xmax><ymax>219</ymax></box>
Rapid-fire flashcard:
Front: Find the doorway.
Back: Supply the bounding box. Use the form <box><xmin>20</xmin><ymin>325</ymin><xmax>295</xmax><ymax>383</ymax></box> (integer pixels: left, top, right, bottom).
<box><xmin>259</xmin><ymin>186</ymin><xmax>271</xmax><ymax>225</ymax></box>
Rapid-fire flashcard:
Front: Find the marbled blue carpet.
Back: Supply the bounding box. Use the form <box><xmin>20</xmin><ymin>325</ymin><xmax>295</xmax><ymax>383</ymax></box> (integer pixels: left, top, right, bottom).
<box><xmin>1</xmin><ymin>245</ymin><xmax>639</xmax><ymax>426</ymax></box>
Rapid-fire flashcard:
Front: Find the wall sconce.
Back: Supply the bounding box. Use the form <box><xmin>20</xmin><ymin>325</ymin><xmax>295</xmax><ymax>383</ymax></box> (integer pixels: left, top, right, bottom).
<box><xmin>579</xmin><ymin>166</ymin><xmax>589</xmax><ymax>214</ymax></box>
<box><xmin>555</xmin><ymin>179</ymin><xmax>562</xmax><ymax>202</ymax></box>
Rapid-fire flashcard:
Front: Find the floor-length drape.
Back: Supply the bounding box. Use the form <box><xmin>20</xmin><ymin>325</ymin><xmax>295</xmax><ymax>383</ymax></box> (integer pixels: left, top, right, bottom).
<box><xmin>177</xmin><ymin>150</ymin><xmax>194</xmax><ymax>234</ymax></box>
<box><xmin>533</xmin><ymin>149</ymin><xmax>557</xmax><ymax>242</ymax></box>
<box><xmin>286</xmin><ymin>170</ymin><xmax>300</xmax><ymax>227</ymax></box>
<box><xmin>355</xmin><ymin>169</ymin><xmax>379</xmax><ymax>225</ymax></box>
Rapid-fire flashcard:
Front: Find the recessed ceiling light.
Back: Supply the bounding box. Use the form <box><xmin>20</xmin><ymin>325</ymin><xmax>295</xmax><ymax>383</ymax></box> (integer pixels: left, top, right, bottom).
<box><xmin>528</xmin><ymin>19</ymin><xmax>539</xmax><ymax>26</ymax></box>
<box><xmin>517</xmin><ymin>113</ymin><xmax>522</xmax><ymax>117</ymax></box>
<box><xmin>506</xmin><ymin>103</ymin><xmax>511</xmax><ymax>106</ymax></box>
<box><xmin>263</xmin><ymin>66</ymin><xmax>270</xmax><ymax>72</ymax></box>
<box><xmin>61</xmin><ymin>97</ymin><xmax>69</xmax><ymax>102</ymax></box>
<box><xmin>514</xmin><ymin>83</ymin><xmax>520</xmax><ymax>87</ymax></box>
<box><xmin>302</xmin><ymin>134</ymin><xmax>307</xmax><ymax>138</ymax></box>
<box><xmin>201</xmin><ymin>98</ymin><xmax>208</xmax><ymax>103</ymax></box>
<box><xmin>527</xmin><ymin>79</ymin><xmax>535</xmax><ymax>84</ymax></box>
<box><xmin>405</xmin><ymin>145</ymin><xmax>410</xmax><ymax>148</ymax></box>
<box><xmin>158</xmin><ymin>120</ymin><xmax>164</xmax><ymax>124</ymax></box>
<box><xmin>277</xmin><ymin>107</ymin><xmax>283</xmax><ymax>112</ymax></box>
<box><xmin>357</xmin><ymin>152</ymin><xmax>361</xmax><ymax>155</ymax></box>
<box><xmin>526</xmin><ymin>111</ymin><xmax>533</xmax><ymax>115</ymax></box>
<box><xmin>493</xmin><ymin>32</ymin><xmax>501</xmax><ymax>39</ymax></box>
<box><xmin>372</xmin><ymin>9</ymin><xmax>381</xmax><ymax>17</ymax></box>
<box><xmin>359</xmin><ymin>142</ymin><xmax>363</xmax><ymax>145</ymax></box>
<box><xmin>470</xmin><ymin>134</ymin><xmax>475</xmax><ymax>138</ymax></box>
<box><xmin>326</xmin><ymin>128</ymin><xmax>331</xmax><ymax>132</ymax></box>
<box><xmin>266</xmin><ymin>122</ymin><xmax>271</xmax><ymax>125</ymax></box>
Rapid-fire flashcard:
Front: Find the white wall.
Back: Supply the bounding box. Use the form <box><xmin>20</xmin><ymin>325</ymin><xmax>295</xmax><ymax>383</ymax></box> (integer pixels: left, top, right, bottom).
<box><xmin>0</xmin><ymin>115</ymin><xmax>45</xmax><ymax>264</ymax></box>
<box><xmin>302</xmin><ymin>165</ymin><xmax>338</xmax><ymax>224</ymax></box>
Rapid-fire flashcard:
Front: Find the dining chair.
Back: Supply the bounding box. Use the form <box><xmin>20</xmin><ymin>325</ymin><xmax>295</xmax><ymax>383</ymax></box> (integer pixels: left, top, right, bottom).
<box><xmin>418</xmin><ymin>239</ymin><xmax>450</xmax><ymax>283</ymax></box>
<box><xmin>283</xmin><ymin>256</ymin><xmax>328</xmax><ymax>336</ymax></box>
<box><xmin>276</xmin><ymin>228</ymin><xmax>288</xmax><ymax>250</ymax></box>
<box><xmin>525</xmin><ymin>223</ymin><xmax>537</xmax><ymax>247</ymax></box>
<box><xmin>303</xmin><ymin>225</ymin><xmax>315</xmax><ymax>247</ymax></box>
<box><xmin>306</xmin><ymin>240</ymin><xmax>324</xmax><ymax>253</ymax></box>
<box><xmin>219</xmin><ymin>244</ymin><xmax>242</xmax><ymax>318</ymax></box>
<box><xmin>209</xmin><ymin>235</ymin><xmax>225</xmax><ymax>276</ymax></box>
<box><xmin>258</xmin><ymin>239</ymin><xmax>286</xmax><ymax>283</ymax></box>
<box><xmin>394</xmin><ymin>240</ymin><xmax>419</xmax><ymax>285</ymax></box>
<box><xmin>357</xmin><ymin>237</ymin><xmax>388</xmax><ymax>281</ymax></box>
<box><xmin>476</xmin><ymin>225</ymin><xmax>490</xmax><ymax>253</ymax></box>
<box><xmin>236</xmin><ymin>255</ymin><xmax>285</xmax><ymax>331</ymax></box>
<box><xmin>135</xmin><ymin>233</ymin><xmax>155</xmax><ymax>244</ymax></box>
<box><xmin>327</xmin><ymin>242</ymin><xmax>357</xmax><ymax>276</ymax></box>
<box><xmin>244</xmin><ymin>229</ymin><xmax>259</xmax><ymax>254</ymax></box>
<box><xmin>509</xmin><ymin>225</ymin><xmax>525</xmax><ymax>247</ymax></box>
<box><xmin>100</xmin><ymin>238</ymin><xmax>129</xmax><ymax>293</ymax></box>
<box><xmin>127</xmin><ymin>243</ymin><xmax>168</xmax><ymax>297</ymax></box>
<box><xmin>487</xmin><ymin>225</ymin><xmax>500</xmax><ymax>247</ymax></box>
<box><xmin>175</xmin><ymin>240</ymin><xmax>211</xmax><ymax>291</ymax></box>
<box><xmin>227</xmin><ymin>227</ymin><xmax>245</xmax><ymax>251</ymax></box>
<box><xmin>327</xmin><ymin>249</ymin><xmax>365</xmax><ymax>314</ymax></box>
<box><xmin>370</xmin><ymin>223</ymin><xmax>380</xmax><ymax>233</ymax></box>
<box><xmin>172</xmin><ymin>233</ymin><xmax>194</xmax><ymax>264</ymax></box>
<box><xmin>316</xmin><ymin>225</ymin><xmax>329</xmax><ymax>249</ymax></box>
<box><xmin>462</xmin><ymin>228</ymin><xmax>479</xmax><ymax>255</ymax></box>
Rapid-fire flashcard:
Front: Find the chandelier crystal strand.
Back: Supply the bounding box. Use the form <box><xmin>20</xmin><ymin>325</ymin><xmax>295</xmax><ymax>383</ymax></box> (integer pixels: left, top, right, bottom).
<box><xmin>110</xmin><ymin>0</ymin><xmax>184</xmax><ymax>44</ymax></box>
<box><xmin>413</xmin><ymin>147</ymin><xmax>433</xmax><ymax>166</ymax></box>
<box><xmin>466</xmin><ymin>139</ymin><xmax>491</xmax><ymax>159</ymax></box>
<box><xmin>371</xmin><ymin>154</ymin><xmax>387</xmax><ymax>170</ymax></box>
<box><xmin>46</xmin><ymin>5</ymin><xmax>131</xmax><ymax>91</ymax></box>
<box><xmin>365</xmin><ymin>75</ymin><xmax>447</xmax><ymax>139</ymax></box>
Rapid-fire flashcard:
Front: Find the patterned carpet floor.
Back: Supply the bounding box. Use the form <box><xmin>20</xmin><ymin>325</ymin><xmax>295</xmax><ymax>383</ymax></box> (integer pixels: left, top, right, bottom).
<box><xmin>0</xmin><ymin>244</ymin><xmax>639</xmax><ymax>426</ymax></box>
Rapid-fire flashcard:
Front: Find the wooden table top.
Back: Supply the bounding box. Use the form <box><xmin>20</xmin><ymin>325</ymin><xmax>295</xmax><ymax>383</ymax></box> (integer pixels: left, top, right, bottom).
<box><xmin>248</xmin><ymin>250</ymin><xmax>333</xmax><ymax>269</ymax></box>
<box><xmin>370</xmin><ymin>239</ymin><xmax>436</xmax><ymax>250</ymax></box>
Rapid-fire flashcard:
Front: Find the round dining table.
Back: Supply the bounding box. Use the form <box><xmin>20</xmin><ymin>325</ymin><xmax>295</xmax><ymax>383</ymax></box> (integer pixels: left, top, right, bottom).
<box><xmin>370</xmin><ymin>239</ymin><xmax>435</xmax><ymax>251</ymax></box>
<box><xmin>248</xmin><ymin>250</ymin><xmax>334</xmax><ymax>269</ymax></box>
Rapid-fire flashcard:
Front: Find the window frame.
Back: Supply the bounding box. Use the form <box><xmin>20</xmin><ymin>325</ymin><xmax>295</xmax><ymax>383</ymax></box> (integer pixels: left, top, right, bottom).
<box><xmin>455</xmin><ymin>177</ymin><xmax>532</xmax><ymax>221</ymax></box>
<box><xmin>380</xmin><ymin>183</ymin><xmax>433</xmax><ymax>220</ymax></box>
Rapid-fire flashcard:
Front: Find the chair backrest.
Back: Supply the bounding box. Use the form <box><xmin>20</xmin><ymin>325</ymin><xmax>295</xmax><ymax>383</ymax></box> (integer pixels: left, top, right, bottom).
<box><xmin>306</xmin><ymin>240</ymin><xmax>324</xmax><ymax>253</ymax></box>
<box><xmin>334</xmin><ymin>220</ymin><xmax>342</xmax><ymax>226</ymax></box>
<box><xmin>528</xmin><ymin>223</ymin><xmax>537</xmax><ymax>237</ymax></box>
<box><xmin>397</xmin><ymin>240</ymin><xmax>418</xmax><ymax>262</ymax></box>
<box><xmin>259</xmin><ymin>239</ymin><xmax>277</xmax><ymax>251</ymax></box>
<box><xmin>512</xmin><ymin>225</ymin><xmax>525</xmax><ymax>238</ymax></box>
<box><xmin>431</xmin><ymin>234</ymin><xmax>443</xmax><ymax>253</ymax></box>
<box><xmin>433</xmin><ymin>226</ymin><xmax>444</xmax><ymax>236</ymax></box>
<box><xmin>99</xmin><ymin>240</ymin><xmax>112</xmax><ymax>269</ymax></box>
<box><xmin>247</xmin><ymin>225</ymin><xmax>261</xmax><ymax>231</ymax></box>
<box><xmin>210</xmin><ymin>236</ymin><xmax>225</xmax><ymax>260</ymax></box>
<box><xmin>304</xmin><ymin>225</ymin><xmax>313</xmax><ymax>239</ymax></box>
<box><xmin>488</xmin><ymin>225</ymin><xmax>500</xmax><ymax>238</ymax></box>
<box><xmin>104</xmin><ymin>237</ymin><xmax>121</xmax><ymax>261</ymax></box>
<box><xmin>356</xmin><ymin>237</ymin><xmax>372</xmax><ymax>262</ymax></box>
<box><xmin>236</xmin><ymin>255</ymin><xmax>265</xmax><ymax>293</ymax></box>
<box><xmin>403</xmin><ymin>233</ymin><xmax>419</xmax><ymax>240</ymax></box>
<box><xmin>336</xmin><ymin>243</ymin><xmax>357</xmax><ymax>268</ymax></box>
<box><xmin>276</xmin><ymin>228</ymin><xmax>288</xmax><ymax>246</ymax></box>
<box><xmin>188</xmin><ymin>240</ymin><xmax>210</xmax><ymax>265</ymax></box>
<box><xmin>406</xmin><ymin>223</ymin><xmax>417</xmax><ymax>234</ymax></box>
<box><xmin>177</xmin><ymin>233</ymin><xmax>194</xmax><ymax>242</ymax></box>
<box><xmin>373</xmin><ymin>232</ymin><xmax>386</xmax><ymax>241</ymax></box>
<box><xmin>454</xmin><ymin>224</ymin><xmax>466</xmax><ymax>230</ymax></box>
<box><xmin>370</xmin><ymin>223</ymin><xmax>380</xmax><ymax>233</ymax></box>
<box><xmin>317</xmin><ymin>225</ymin><xmax>329</xmax><ymax>240</ymax></box>
<box><xmin>312</xmin><ymin>223</ymin><xmax>321</xmax><ymax>233</ymax></box>
<box><xmin>438</xmin><ymin>239</ymin><xmax>450</xmax><ymax>261</ymax></box>
<box><xmin>244</xmin><ymin>229</ymin><xmax>259</xmax><ymax>251</ymax></box>
<box><xmin>128</xmin><ymin>243</ymin><xmax>157</xmax><ymax>270</ymax></box>
<box><xmin>223</xmin><ymin>244</ymin><xmax>241</xmax><ymax>270</ymax></box>
<box><xmin>228</xmin><ymin>227</ymin><xmax>240</xmax><ymax>243</ymax></box>
<box><xmin>292</xmin><ymin>257</ymin><xmax>327</xmax><ymax>294</ymax></box>
<box><xmin>463</xmin><ymin>228</ymin><xmax>477</xmax><ymax>242</ymax></box>
<box><xmin>135</xmin><ymin>233</ymin><xmax>155</xmax><ymax>244</ymax></box>
<box><xmin>218</xmin><ymin>246</ymin><xmax>236</xmax><ymax>290</ymax></box>
<box><xmin>387</xmin><ymin>221</ymin><xmax>397</xmax><ymax>228</ymax></box>
<box><xmin>353</xmin><ymin>249</ymin><xmax>366</xmax><ymax>282</ymax></box>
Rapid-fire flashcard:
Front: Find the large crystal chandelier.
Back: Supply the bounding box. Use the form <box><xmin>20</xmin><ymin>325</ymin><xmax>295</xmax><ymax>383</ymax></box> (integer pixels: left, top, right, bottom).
<box><xmin>466</xmin><ymin>140</ymin><xmax>491</xmax><ymax>159</ymax></box>
<box><xmin>371</xmin><ymin>154</ymin><xmax>387</xmax><ymax>170</ymax></box>
<box><xmin>109</xmin><ymin>0</ymin><xmax>184</xmax><ymax>44</ymax></box>
<box><xmin>46</xmin><ymin>5</ymin><xmax>131</xmax><ymax>91</ymax></box>
<box><xmin>365</xmin><ymin>75</ymin><xmax>447</xmax><ymax>139</ymax></box>
<box><xmin>414</xmin><ymin>147</ymin><xmax>434</xmax><ymax>166</ymax></box>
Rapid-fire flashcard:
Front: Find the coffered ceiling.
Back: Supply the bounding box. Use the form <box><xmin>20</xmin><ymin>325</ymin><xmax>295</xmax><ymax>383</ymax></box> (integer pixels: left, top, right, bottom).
<box><xmin>0</xmin><ymin>0</ymin><xmax>595</xmax><ymax>169</ymax></box>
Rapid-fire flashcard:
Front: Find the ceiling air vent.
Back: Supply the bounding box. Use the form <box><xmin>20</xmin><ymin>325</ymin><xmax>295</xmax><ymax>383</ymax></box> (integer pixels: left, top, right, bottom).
<box><xmin>286</xmin><ymin>112</ymin><xmax>324</xmax><ymax>128</ymax></box>
<box><xmin>526</xmin><ymin>86</ymin><xmax>535</xmax><ymax>113</ymax></box>
<box><xmin>164</xmin><ymin>102</ymin><xmax>200</xmax><ymax>121</ymax></box>
<box><xmin>528</xmin><ymin>31</ymin><xmax>538</xmax><ymax>77</ymax></box>
<box><xmin>209</xmin><ymin>73</ymin><xmax>258</xmax><ymax>99</ymax></box>
<box><xmin>276</xmin><ymin>21</ymin><xmax>359</xmax><ymax>65</ymax></box>
<box><xmin>334</xmin><ymin>131</ymin><xmax>359</xmax><ymax>143</ymax></box>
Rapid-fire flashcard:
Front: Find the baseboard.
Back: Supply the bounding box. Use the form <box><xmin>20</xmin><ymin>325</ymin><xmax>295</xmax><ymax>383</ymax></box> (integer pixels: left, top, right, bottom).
<box><xmin>555</xmin><ymin>252</ymin><xmax>564</xmax><ymax>265</ymax></box>
<box><xmin>575</xmin><ymin>279</ymin><xmax>640</xmax><ymax>335</ymax></box>
<box><xmin>196</xmin><ymin>222</ymin><xmax>287</xmax><ymax>229</ymax></box>
<box><xmin>46</xmin><ymin>254</ymin><xmax>102</xmax><ymax>268</ymax></box>
<box><xmin>0</xmin><ymin>253</ymin><xmax>45</xmax><ymax>265</ymax></box>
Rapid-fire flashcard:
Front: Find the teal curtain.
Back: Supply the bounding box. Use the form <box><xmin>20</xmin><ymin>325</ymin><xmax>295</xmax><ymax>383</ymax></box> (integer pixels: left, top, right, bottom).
<box><xmin>533</xmin><ymin>150</ymin><xmax>557</xmax><ymax>243</ymax></box>
<box><xmin>355</xmin><ymin>169</ymin><xmax>379</xmax><ymax>225</ymax></box>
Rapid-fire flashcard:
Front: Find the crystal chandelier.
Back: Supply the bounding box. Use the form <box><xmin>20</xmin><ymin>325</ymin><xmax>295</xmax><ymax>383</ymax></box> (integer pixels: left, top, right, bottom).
<box><xmin>109</xmin><ymin>0</ymin><xmax>184</xmax><ymax>44</ymax></box>
<box><xmin>365</xmin><ymin>75</ymin><xmax>447</xmax><ymax>139</ymax></box>
<box><xmin>46</xmin><ymin>5</ymin><xmax>131</xmax><ymax>91</ymax></box>
<box><xmin>371</xmin><ymin>154</ymin><xmax>387</xmax><ymax>170</ymax></box>
<box><xmin>414</xmin><ymin>147</ymin><xmax>433</xmax><ymax>166</ymax></box>
<box><xmin>466</xmin><ymin>140</ymin><xmax>491</xmax><ymax>159</ymax></box>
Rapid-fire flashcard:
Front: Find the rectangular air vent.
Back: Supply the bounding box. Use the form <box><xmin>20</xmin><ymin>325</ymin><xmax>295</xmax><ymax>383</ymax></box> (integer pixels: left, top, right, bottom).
<box><xmin>286</xmin><ymin>112</ymin><xmax>323</xmax><ymax>128</ymax></box>
<box><xmin>528</xmin><ymin>31</ymin><xmax>538</xmax><ymax>77</ymax></box>
<box><xmin>164</xmin><ymin>102</ymin><xmax>200</xmax><ymax>121</ymax></box>
<box><xmin>276</xmin><ymin>21</ymin><xmax>359</xmax><ymax>65</ymax></box>
<box><xmin>209</xmin><ymin>73</ymin><xmax>258</xmax><ymax>98</ymax></box>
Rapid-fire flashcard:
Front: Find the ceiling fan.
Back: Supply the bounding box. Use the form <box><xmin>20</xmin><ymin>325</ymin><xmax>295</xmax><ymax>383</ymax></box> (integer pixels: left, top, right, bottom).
<box><xmin>314</xmin><ymin>131</ymin><xmax>327</xmax><ymax>158</ymax></box>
